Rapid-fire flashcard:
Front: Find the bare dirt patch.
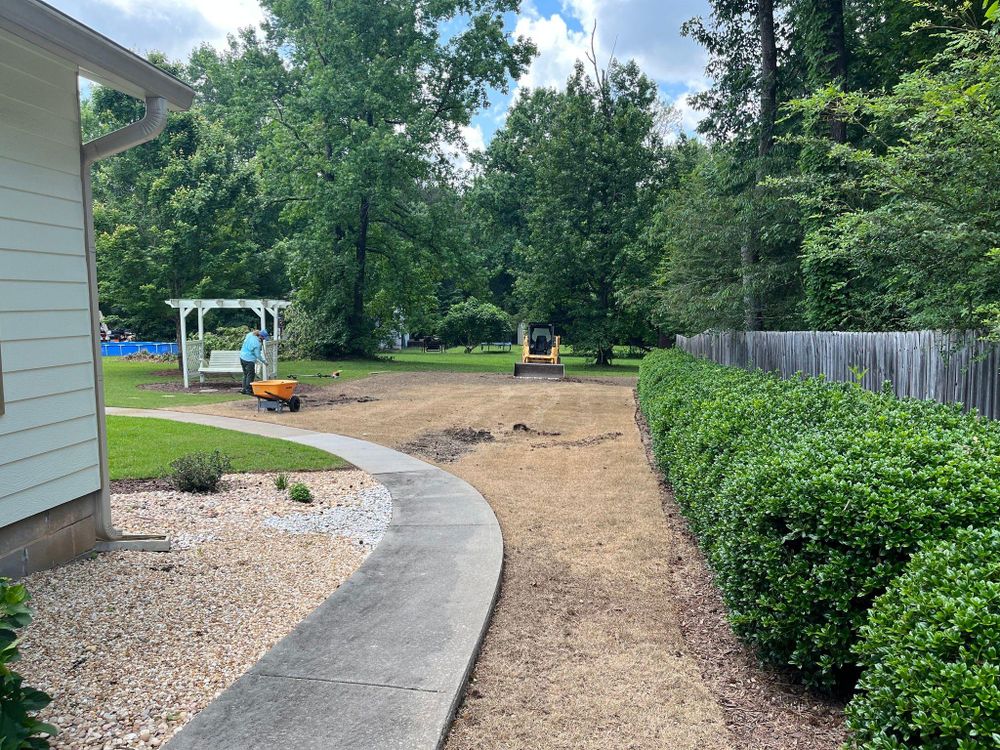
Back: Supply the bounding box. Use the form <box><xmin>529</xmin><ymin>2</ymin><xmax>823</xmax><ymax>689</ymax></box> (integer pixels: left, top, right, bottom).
<box><xmin>19</xmin><ymin>470</ymin><xmax>384</xmax><ymax>750</ymax></box>
<box><xmin>299</xmin><ymin>392</ymin><xmax>378</xmax><ymax>408</ymax></box>
<box><xmin>401</xmin><ymin>426</ymin><xmax>495</xmax><ymax>463</ymax></box>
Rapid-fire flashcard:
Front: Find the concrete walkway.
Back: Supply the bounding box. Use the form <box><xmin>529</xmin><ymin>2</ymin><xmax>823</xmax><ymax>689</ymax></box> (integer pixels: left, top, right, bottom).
<box><xmin>108</xmin><ymin>408</ymin><xmax>502</xmax><ymax>750</ymax></box>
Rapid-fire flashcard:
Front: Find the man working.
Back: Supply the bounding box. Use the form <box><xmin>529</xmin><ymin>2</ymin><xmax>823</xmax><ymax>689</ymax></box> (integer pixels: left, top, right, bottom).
<box><xmin>239</xmin><ymin>327</ymin><xmax>269</xmax><ymax>395</ymax></box>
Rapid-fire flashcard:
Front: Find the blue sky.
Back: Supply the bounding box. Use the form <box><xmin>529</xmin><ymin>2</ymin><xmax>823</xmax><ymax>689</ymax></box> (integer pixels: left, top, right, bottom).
<box><xmin>49</xmin><ymin>0</ymin><xmax>710</xmax><ymax>147</ymax></box>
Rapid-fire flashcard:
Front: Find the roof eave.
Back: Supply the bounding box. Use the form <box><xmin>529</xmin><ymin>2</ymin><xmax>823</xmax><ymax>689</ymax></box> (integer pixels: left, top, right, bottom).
<box><xmin>0</xmin><ymin>0</ymin><xmax>195</xmax><ymax>111</ymax></box>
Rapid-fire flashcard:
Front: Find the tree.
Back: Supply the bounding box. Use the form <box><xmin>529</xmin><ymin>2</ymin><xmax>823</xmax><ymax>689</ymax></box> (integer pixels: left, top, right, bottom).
<box><xmin>87</xmin><ymin>79</ymin><xmax>281</xmax><ymax>342</ymax></box>
<box><xmin>439</xmin><ymin>298</ymin><xmax>512</xmax><ymax>352</ymax></box>
<box><xmin>466</xmin><ymin>88</ymin><xmax>562</xmax><ymax>312</ymax></box>
<box><xmin>515</xmin><ymin>58</ymin><xmax>672</xmax><ymax>365</ymax></box>
<box><xmin>231</xmin><ymin>0</ymin><xmax>533</xmax><ymax>356</ymax></box>
<box><xmin>792</xmin><ymin>27</ymin><xmax>1000</xmax><ymax>331</ymax></box>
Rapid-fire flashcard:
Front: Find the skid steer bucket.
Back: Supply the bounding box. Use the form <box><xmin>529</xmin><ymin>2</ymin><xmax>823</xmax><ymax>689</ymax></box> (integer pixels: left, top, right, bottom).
<box><xmin>513</xmin><ymin>361</ymin><xmax>565</xmax><ymax>379</ymax></box>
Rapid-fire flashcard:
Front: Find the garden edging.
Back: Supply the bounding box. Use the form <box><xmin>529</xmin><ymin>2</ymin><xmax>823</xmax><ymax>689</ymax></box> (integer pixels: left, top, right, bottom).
<box><xmin>107</xmin><ymin>407</ymin><xmax>503</xmax><ymax>750</ymax></box>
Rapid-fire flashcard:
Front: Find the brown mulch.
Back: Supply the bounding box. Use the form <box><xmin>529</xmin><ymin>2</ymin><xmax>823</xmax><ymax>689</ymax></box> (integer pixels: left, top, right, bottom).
<box><xmin>633</xmin><ymin>397</ymin><xmax>846</xmax><ymax>750</ymax></box>
<box><xmin>110</xmin><ymin>478</ymin><xmax>174</xmax><ymax>494</ymax></box>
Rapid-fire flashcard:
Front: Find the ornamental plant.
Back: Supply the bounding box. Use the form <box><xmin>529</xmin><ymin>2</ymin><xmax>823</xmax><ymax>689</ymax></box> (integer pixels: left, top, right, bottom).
<box><xmin>846</xmin><ymin>527</ymin><xmax>1000</xmax><ymax>749</ymax></box>
<box><xmin>168</xmin><ymin>451</ymin><xmax>231</xmax><ymax>493</ymax></box>
<box><xmin>0</xmin><ymin>578</ymin><xmax>56</xmax><ymax>749</ymax></box>
<box><xmin>638</xmin><ymin>348</ymin><xmax>1000</xmax><ymax>690</ymax></box>
<box><xmin>289</xmin><ymin>483</ymin><xmax>313</xmax><ymax>503</ymax></box>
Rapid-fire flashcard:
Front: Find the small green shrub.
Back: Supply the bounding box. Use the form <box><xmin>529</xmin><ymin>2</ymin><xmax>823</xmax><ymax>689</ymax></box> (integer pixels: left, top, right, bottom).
<box><xmin>638</xmin><ymin>348</ymin><xmax>1000</xmax><ymax>689</ymax></box>
<box><xmin>289</xmin><ymin>483</ymin><xmax>312</xmax><ymax>503</ymax></box>
<box><xmin>0</xmin><ymin>578</ymin><xmax>56</xmax><ymax>749</ymax></box>
<box><xmin>846</xmin><ymin>527</ymin><xmax>1000</xmax><ymax>749</ymax></box>
<box><xmin>168</xmin><ymin>451</ymin><xmax>231</xmax><ymax>493</ymax></box>
<box><xmin>274</xmin><ymin>473</ymin><xmax>289</xmax><ymax>491</ymax></box>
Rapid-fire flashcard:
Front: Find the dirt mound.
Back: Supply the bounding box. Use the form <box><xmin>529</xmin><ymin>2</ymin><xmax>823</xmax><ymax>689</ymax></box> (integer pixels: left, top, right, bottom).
<box><xmin>530</xmin><ymin>431</ymin><xmax>624</xmax><ymax>449</ymax></box>
<box><xmin>512</xmin><ymin>423</ymin><xmax>561</xmax><ymax>436</ymax></box>
<box><xmin>400</xmin><ymin>427</ymin><xmax>495</xmax><ymax>463</ymax></box>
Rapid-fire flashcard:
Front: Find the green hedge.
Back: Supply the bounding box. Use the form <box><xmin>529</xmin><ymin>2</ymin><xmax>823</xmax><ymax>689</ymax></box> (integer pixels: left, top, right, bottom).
<box><xmin>847</xmin><ymin>527</ymin><xmax>1000</xmax><ymax>749</ymax></box>
<box><xmin>638</xmin><ymin>348</ymin><xmax>1000</xmax><ymax>690</ymax></box>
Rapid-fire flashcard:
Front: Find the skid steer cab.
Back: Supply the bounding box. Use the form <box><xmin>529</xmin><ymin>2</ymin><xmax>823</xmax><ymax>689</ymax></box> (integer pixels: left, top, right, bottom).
<box><xmin>513</xmin><ymin>323</ymin><xmax>565</xmax><ymax>379</ymax></box>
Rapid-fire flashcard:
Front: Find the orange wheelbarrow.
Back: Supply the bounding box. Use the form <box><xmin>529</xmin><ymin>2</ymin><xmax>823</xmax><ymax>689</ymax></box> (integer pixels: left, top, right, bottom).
<box><xmin>251</xmin><ymin>379</ymin><xmax>302</xmax><ymax>413</ymax></box>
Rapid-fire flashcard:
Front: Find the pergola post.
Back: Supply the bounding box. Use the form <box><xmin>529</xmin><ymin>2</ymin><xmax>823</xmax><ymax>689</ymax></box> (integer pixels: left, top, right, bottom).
<box><xmin>197</xmin><ymin>303</ymin><xmax>205</xmax><ymax>383</ymax></box>
<box><xmin>179</xmin><ymin>305</ymin><xmax>189</xmax><ymax>389</ymax></box>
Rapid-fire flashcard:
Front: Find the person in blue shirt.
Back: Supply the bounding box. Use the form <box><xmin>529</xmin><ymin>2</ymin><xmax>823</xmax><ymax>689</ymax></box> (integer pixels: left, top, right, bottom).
<box><xmin>239</xmin><ymin>327</ymin><xmax>269</xmax><ymax>395</ymax></box>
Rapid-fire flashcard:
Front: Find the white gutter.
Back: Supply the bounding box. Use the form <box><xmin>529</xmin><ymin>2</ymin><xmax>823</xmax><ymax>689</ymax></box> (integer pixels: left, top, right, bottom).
<box><xmin>82</xmin><ymin>95</ymin><xmax>171</xmax><ymax>548</ymax></box>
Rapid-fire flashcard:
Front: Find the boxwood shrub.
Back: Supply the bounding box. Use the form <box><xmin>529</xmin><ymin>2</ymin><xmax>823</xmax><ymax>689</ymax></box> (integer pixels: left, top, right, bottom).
<box><xmin>846</xmin><ymin>527</ymin><xmax>1000</xmax><ymax>749</ymax></box>
<box><xmin>638</xmin><ymin>348</ymin><xmax>1000</xmax><ymax>690</ymax></box>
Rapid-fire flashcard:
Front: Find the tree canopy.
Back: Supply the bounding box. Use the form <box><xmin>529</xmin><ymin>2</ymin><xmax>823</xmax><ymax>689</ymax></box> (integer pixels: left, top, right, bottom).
<box><xmin>89</xmin><ymin>0</ymin><xmax>1000</xmax><ymax>361</ymax></box>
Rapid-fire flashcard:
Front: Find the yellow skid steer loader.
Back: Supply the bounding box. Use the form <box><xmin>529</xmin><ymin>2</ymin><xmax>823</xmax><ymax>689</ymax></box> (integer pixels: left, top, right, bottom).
<box><xmin>513</xmin><ymin>323</ymin><xmax>565</xmax><ymax>379</ymax></box>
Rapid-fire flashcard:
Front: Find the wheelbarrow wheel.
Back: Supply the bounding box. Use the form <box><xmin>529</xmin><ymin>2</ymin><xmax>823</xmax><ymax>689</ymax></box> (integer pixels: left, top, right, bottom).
<box><xmin>289</xmin><ymin>395</ymin><xmax>302</xmax><ymax>413</ymax></box>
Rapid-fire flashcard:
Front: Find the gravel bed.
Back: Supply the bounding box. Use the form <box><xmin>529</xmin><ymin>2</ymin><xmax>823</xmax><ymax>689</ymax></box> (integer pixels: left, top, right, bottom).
<box><xmin>264</xmin><ymin>484</ymin><xmax>392</xmax><ymax>546</ymax></box>
<box><xmin>17</xmin><ymin>469</ymin><xmax>390</xmax><ymax>750</ymax></box>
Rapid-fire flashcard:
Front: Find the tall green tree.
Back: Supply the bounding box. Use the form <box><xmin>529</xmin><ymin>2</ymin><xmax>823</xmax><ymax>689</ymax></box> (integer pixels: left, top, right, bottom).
<box><xmin>516</xmin><ymin>58</ymin><xmax>672</xmax><ymax>364</ymax></box>
<box><xmin>87</xmin><ymin>80</ymin><xmax>280</xmax><ymax>341</ymax></box>
<box><xmin>232</xmin><ymin>0</ymin><xmax>533</xmax><ymax>356</ymax></box>
<box><xmin>466</xmin><ymin>88</ymin><xmax>562</xmax><ymax>311</ymax></box>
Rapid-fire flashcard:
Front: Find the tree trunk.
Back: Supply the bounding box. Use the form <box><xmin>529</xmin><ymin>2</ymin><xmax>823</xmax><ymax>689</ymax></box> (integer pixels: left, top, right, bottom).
<box><xmin>824</xmin><ymin>0</ymin><xmax>848</xmax><ymax>143</ymax></box>
<box><xmin>758</xmin><ymin>0</ymin><xmax>778</xmax><ymax>161</ymax></box>
<box><xmin>351</xmin><ymin>195</ymin><xmax>370</xmax><ymax>351</ymax></box>
<box><xmin>742</xmin><ymin>0</ymin><xmax>778</xmax><ymax>332</ymax></box>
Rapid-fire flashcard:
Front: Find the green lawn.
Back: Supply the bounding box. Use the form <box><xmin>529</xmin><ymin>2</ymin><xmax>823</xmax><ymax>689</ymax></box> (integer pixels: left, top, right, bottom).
<box><xmin>103</xmin><ymin>346</ymin><xmax>642</xmax><ymax>409</ymax></box>
<box><xmin>107</xmin><ymin>415</ymin><xmax>345</xmax><ymax>480</ymax></box>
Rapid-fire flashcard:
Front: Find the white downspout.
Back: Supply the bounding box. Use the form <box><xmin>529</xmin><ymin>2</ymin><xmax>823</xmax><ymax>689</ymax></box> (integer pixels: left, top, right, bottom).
<box><xmin>81</xmin><ymin>96</ymin><xmax>169</xmax><ymax>546</ymax></box>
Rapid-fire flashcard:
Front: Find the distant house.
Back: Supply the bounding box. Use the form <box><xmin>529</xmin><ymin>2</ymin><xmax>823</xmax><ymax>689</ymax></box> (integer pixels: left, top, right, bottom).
<box><xmin>0</xmin><ymin>1</ymin><xmax>193</xmax><ymax>575</ymax></box>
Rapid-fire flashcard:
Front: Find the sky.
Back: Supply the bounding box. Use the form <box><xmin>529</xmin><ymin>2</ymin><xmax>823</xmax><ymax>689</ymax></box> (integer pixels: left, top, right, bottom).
<box><xmin>48</xmin><ymin>0</ymin><xmax>711</xmax><ymax>148</ymax></box>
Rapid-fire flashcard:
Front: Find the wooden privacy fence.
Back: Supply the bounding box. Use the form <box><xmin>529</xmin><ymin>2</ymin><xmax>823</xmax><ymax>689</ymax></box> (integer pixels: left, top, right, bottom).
<box><xmin>676</xmin><ymin>330</ymin><xmax>1000</xmax><ymax>419</ymax></box>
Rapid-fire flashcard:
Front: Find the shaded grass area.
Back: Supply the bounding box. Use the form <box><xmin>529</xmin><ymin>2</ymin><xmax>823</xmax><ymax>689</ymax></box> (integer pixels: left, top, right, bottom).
<box><xmin>103</xmin><ymin>347</ymin><xmax>641</xmax><ymax>409</ymax></box>
<box><xmin>107</xmin><ymin>415</ymin><xmax>345</xmax><ymax>480</ymax></box>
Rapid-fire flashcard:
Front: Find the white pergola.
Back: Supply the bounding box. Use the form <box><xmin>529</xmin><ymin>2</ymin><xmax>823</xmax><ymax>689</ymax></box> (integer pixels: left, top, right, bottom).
<box><xmin>166</xmin><ymin>298</ymin><xmax>292</xmax><ymax>388</ymax></box>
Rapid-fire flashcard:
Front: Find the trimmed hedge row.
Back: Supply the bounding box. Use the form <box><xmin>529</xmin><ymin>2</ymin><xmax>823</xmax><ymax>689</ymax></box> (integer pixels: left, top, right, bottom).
<box><xmin>847</xmin><ymin>527</ymin><xmax>1000</xmax><ymax>749</ymax></box>
<box><xmin>638</xmin><ymin>349</ymin><xmax>1000</xmax><ymax>694</ymax></box>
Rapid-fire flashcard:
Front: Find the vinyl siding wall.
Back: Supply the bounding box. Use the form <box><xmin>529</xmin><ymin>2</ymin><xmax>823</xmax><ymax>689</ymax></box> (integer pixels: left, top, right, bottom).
<box><xmin>0</xmin><ymin>27</ymin><xmax>101</xmax><ymax>529</ymax></box>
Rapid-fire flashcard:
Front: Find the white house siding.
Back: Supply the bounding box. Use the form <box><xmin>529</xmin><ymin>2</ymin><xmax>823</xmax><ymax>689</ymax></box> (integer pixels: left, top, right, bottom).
<box><xmin>0</xmin><ymin>27</ymin><xmax>101</xmax><ymax>529</ymax></box>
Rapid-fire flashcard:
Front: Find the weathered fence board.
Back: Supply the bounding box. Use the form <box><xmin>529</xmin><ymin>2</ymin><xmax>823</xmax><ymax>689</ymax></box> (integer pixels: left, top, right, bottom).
<box><xmin>676</xmin><ymin>330</ymin><xmax>1000</xmax><ymax>419</ymax></box>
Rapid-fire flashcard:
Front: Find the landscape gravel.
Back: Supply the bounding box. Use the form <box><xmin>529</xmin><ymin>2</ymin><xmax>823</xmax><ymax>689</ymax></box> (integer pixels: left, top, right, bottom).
<box><xmin>264</xmin><ymin>484</ymin><xmax>392</xmax><ymax>546</ymax></box>
<box><xmin>16</xmin><ymin>469</ymin><xmax>389</xmax><ymax>750</ymax></box>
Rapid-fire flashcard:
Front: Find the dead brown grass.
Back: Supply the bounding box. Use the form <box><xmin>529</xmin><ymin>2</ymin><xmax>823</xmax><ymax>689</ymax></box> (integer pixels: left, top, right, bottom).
<box><xmin>188</xmin><ymin>371</ymin><xmax>842</xmax><ymax>749</ymax></box>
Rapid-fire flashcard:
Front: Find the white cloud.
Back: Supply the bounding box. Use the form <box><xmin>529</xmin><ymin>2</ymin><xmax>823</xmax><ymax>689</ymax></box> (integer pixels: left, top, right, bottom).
<box><xmin>46</xmin><ymin>0</ymin><xmax>264</xmax><ymax>59</ymax></box>
<box><xmin>562</xmin><ymin>0</ymin><xmax>708</xmax><ymax>83</ymax></box>
<box><xmin>670</xmin><ymin>82</ymin><xmax>709</xmax><ymax>133</ymax></box>
<box><xmin>507</xmin><ymin>0</ymin><xmax>710</xmax><ymax>131</ymax></box>
<box><xmin>461</xmin><ymin>123</ymin><xmax>487</xmax><ymax>154</ymax></box>
<box><xmin>513</xmin><ymin>6</ymin><xmax>589</xmax><ymax>91</ymax></box>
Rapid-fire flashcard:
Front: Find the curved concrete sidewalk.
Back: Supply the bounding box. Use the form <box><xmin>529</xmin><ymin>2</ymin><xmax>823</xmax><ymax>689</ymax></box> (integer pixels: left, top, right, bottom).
<box><xmin>108</xmin><ymin>408</ymin><xmax>502</xmax><ymax>750</ymax></box>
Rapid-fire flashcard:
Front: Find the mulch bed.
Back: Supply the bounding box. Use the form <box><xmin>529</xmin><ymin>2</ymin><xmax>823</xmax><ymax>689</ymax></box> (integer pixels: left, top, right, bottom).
<box><xmin>633</xmin><ymin>394</ymin><xmax>846</xmax><ymax>750</ymax></box>
<box><xmin>110</xmin><ymin>478</ymin><xmax>174</xmax><ymax>494</ymax></box>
